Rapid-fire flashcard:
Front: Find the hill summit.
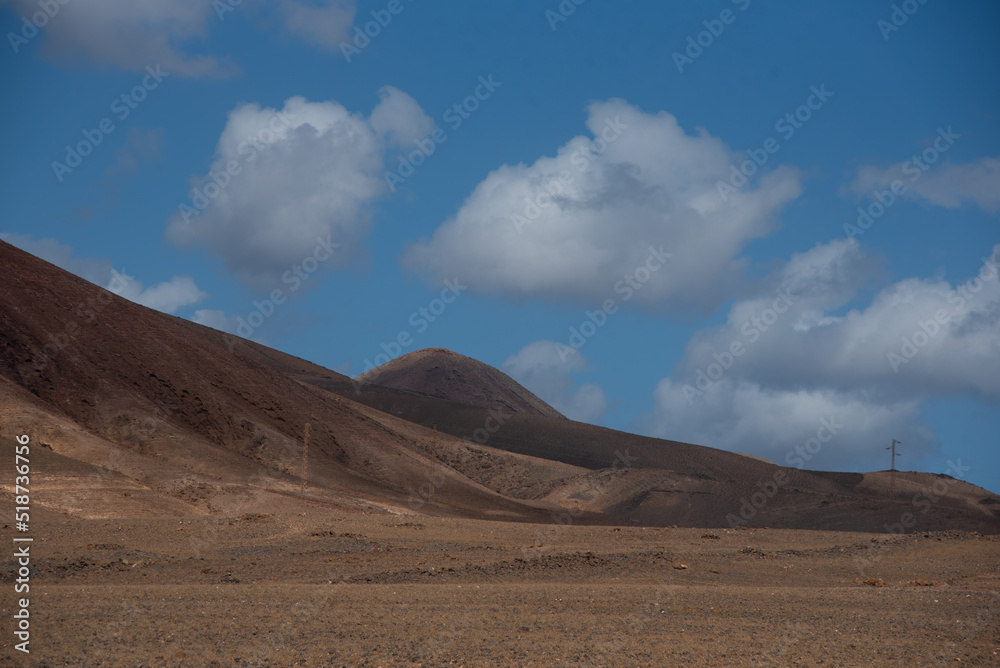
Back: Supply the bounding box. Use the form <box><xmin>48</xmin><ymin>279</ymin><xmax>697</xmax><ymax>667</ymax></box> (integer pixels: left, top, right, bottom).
<box><xmin>357</xmin><ymin>347</ymin><xmax>565</xmax><ymax>419</ymax></box>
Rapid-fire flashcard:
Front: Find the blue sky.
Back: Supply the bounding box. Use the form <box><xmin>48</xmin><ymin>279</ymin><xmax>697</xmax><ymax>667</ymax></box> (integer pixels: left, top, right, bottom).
<box><xmin>2</xmin><ymin>0</ymin><xmax>998</xmax><ymax>493</ymax></box>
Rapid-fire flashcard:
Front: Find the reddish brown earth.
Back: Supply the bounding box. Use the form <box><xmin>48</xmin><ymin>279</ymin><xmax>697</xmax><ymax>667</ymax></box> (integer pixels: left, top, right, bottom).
<box><xmin>315</xmin><ymin>361</ymin><xmax>1000</xmax><ymax>535</ymax></box>
<box><xmin>1</xmin><ymin>238</ymin><xmax>998</xmax><ymax>665</ymax></box>
<box><xmin>1</xmin><ymin>507</ymin><xmax>998</xmax><ymax>666</ymax></box>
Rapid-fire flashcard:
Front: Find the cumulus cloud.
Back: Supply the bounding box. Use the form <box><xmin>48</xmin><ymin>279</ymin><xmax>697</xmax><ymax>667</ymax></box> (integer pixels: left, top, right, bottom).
<box><xmin>852</xmin><ymin>156</ymin><xmax>1000</xmax><ymax>213</ymax></box>
<box><xmin>190</xmin><ymin>309</ymin><xmax>270</xmax><ymax>345</ymax></box>
<box><xmin>641</xmin><ymin>379</ymin><xmax>932</xmax><ymax>472</ymax></box>
<box><xmin>502</xmin><ymin>340</ymin><xmax>607</xmax><ymax>424</ymax></box>
<box><xmin>403</xmin><ymin>99</ymin><xmax>802</xmax><ymax>311</ymax></box>
<box><xmin>637</xmin><ymin>238</ymin><xmax>1000</xmax><ymax>469</ymax></box>
<box><xmin>166</xmin><ymin>88</ymin><xmax>432</xmax><ymax>286</ymax></box>
<box><xmin>114</xmin><ymin>274</ymin><xmax>207</xmax><ymax>313</ymax></box>
<box><xmin>0</xmin><ymin>232</ymin><xmax>112</xmax><ymax>285</ymax></box>
<box><xmin>191</xmin><ymin>309</ymin><xmax>239</xmax><ymax>334</ymax></box>
<box><xmin>0</xmin><ymin>233</ymin><xmax>206</xmax><ymax>315</ymax></box>
<box><xmin>2</xmin><ymin>0</ymin><xmax>233</xmax><ymax>77</ymax></box>
<box><xmin>368</xmin><ymin>85</ymin><xmax>436</xmax><ymax>148</ymax></box>
<box><xmin>677</xmin><ymin>240</ymin><xmax>1000</xmax><ymax>400</ymax></box>
<box><xmin>279</xmin><ymin>0</ymin><xmax>355</xmax><ymax>51</ymax></box>
<box><xmin>1</xmin><ymin>0</ymin><xmax>361</xmax><ymax>75</ymax></box>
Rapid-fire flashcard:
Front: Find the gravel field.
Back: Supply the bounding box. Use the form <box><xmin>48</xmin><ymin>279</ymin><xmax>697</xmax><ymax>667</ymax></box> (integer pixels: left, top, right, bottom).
<box><xmin>3</xmin><ymin>513</ymin><xmax>998</xmax><ymax>667</ymax></box>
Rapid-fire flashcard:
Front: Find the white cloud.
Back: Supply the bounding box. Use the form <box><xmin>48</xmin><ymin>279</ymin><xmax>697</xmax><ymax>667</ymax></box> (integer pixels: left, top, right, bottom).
<box><xmin>189</xmin><ymin>309</ymin><xmax>269</xmax><ymax>345</ymax></box>
<box><xmin>1</xmin><ymin>0</ymin><xmax>362</xmax><ymax>76</ymax></box>
<box><xmin>0</xmin><ymin>233</ymin><xmax>207</xmax><ymax>315</ymax></box>
<box><xmin>637</xmin><ymin>238</ymin><xmax>1000</xmax><ymax>470</ymax></box>
<box><xmin>852</xmin><ymin>156</ymin><xmax>1000</xmax><ymax>213</ymax></box>
<box><xmin>2</xmin><ymin>0</ymin><xmax>233</xmax><ymax>77</ymax></box>
<box><xmin>113</xmin><ymin>274</ymin><xmax>207</xmax><ymax>313</ymax></box>
<box><xmin>191</xmin><ymin>309</ymin><xmax>239</xmax><ymax>333</ymax></box>
<box><xmin>502</xmin><ymin>340</ymin><xmax>607</xmax><ymax>424</ymax></box>
<box><xmin>677</xmin><ymin>240</ymin><xmax>1000</xmax><ymax>400</ymax></box>
<box><xmin>368</xmin><ymin>85</ymin><xmax>436</xmax><ymax>148</ymax></box>
<box><xmin>0</xmin><ymin>232</ymin><xmax>111</xmax><ymax>284</ymax></box>
<box><xmin>280</xmin><ymin>0</ymin><xmax>355</xmax><ymax>51</ymax></box>
<box><xmin>641</xmin><ymin>379</ymin><xmax>932</xmax><ymax>471</ymax></box>
<box><xmin>403</xmin><ymin>99</ymin><xmax>802</xmax><ymax>310</ymax></box>
<box><xmin>166</xmin><ymin>88</ymin><xmax>433</xmax><ymax>286</ymax></box>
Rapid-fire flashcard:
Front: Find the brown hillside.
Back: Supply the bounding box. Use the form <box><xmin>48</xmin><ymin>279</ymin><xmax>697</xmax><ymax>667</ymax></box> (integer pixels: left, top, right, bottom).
<box><xmin>0</xmin><ymin>240</ymin><xmax>581</xmax><ymax>523</ymax></box>
<box><xmin>307</xmin><ymin>370</ymin><xmax>1000</xmax><ymax>533</ymax></box>
<box><xmin>1</xmin><ymin>238</ymin><xmax>997</xmax><ymax>534</ymax></box>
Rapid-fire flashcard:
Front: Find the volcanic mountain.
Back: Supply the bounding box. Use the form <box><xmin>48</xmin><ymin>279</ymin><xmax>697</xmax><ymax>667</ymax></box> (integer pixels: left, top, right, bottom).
<box><xmin>1</xmin><ymin>238</ymin><xmax>998</xmax><ymax>533</ymax></box>
<box><xmin>356</xmin><ymin>347</ymin><xmax>564</xmax><ymax>418</ymax></box>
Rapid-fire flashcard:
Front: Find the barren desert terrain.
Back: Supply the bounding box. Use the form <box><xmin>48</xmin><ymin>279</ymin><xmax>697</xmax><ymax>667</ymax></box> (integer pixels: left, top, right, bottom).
<box><xmin>1</xmin><ymin>507</ymin><xmax>998</xmax><ymax>666</ymax></box>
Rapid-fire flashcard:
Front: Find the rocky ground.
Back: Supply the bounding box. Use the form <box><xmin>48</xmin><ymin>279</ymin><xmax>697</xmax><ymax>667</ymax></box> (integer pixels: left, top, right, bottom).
<box><xmin>2</xmin><ymin>510</ymin><xmax>998</xmax><ymax>667</ymax></box>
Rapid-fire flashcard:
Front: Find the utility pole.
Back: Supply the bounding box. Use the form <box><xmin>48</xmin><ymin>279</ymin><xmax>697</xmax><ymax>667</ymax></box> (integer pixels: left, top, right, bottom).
<box><xmin>887</xmin><ymin>439</ymin><xmax>901</xmax><ymax>471</ymax></box>
<box><xmin>301</xmin><ymin>423</ymin><xmax>311</xmax><ymax>494</ymax></box>
<box><xmin>887</xmin><ymin>439</ymin><xmax>901</xmax><ymax>497</ymax></box>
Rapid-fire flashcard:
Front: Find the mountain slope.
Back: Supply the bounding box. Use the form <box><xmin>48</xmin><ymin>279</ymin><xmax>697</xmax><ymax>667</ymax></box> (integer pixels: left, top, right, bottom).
<box><xmin>312</xmin><ymin>358</ymin><xmax>1000</xmax><ymax>533</ymax></box>
<box><xmin>0</xmin><ymin>240</ymin><xmax>579</xmax><ymax>523</ymax></box>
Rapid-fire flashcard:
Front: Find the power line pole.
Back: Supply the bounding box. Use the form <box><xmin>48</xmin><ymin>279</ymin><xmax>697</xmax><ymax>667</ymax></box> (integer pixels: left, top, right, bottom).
<box><xmin>887</xmin><ymin>439</ymin><xmax>902</xmax><ymax>471</ymax></box>
<box><xmin>887</xmin><ymin>439</ymin><xmax>901</xmax><ymax>497</ymax></box>
<box><xmin>301</xmin><ymin>422</ymin><xmax>311</xmax><ymax>494</ymax></box>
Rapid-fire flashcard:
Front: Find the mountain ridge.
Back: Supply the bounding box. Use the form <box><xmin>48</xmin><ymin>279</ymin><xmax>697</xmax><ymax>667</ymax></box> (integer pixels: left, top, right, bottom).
<box><xmin>1</xmin><ymin>238</ymin><xmax>998</xmax><ymax>533</ymax></box>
